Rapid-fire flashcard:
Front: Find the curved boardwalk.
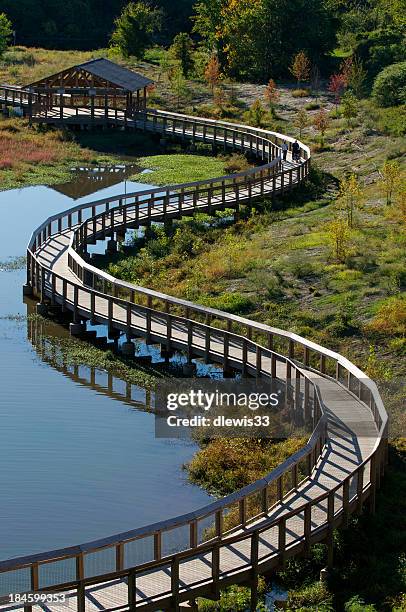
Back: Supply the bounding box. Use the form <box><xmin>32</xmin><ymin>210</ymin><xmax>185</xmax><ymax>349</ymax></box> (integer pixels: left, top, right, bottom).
<box><xmin>0</xmin><ymin>108</ymin><xmax>387</xmax><ymax>612</ymax></box>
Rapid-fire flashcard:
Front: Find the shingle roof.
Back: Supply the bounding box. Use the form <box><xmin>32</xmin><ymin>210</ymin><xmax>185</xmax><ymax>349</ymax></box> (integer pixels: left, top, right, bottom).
<box><xmin>78</xmin><ymin>58</ymin><xmax>153</xmax><ymax>91</ymax></box>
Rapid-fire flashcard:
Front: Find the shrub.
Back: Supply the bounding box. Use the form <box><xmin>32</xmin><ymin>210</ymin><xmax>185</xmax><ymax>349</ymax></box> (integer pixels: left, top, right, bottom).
<box><xmin>344</xmin><ymin>595</ymin><xmax>378</xmax><ymax>611</ymax></box>
<box><xmin>366</xmin><ymin>295</ymin><xmax>406</xmax><ymax>336</ymax></box>
<box><xmin>222</xmin><ymin>153</ymin><xmax>250</xmax><ymax>174</ymax></box>
<box><xmin>200</xmin><ymin>292</ymin><xmax>255</xmax><ymax>314</ymax></box>
<box><xmin>292</xmin><ymin>88</ymin><xmax>310</xmax><ymax>98</ymax></box>
<box><xmin>305</xmin><ymin>102</ymin><xmax>320</xmax><ymax>110</ymax></box>
<box><xmin>372</xmin><ymin>62</ymin><xmax>406</xmax><ymax>107</ymax></box>
<box><xmin>286</xmin><ymin>581</ymin><xmax>333</xmax><ymax>610</ymax></box>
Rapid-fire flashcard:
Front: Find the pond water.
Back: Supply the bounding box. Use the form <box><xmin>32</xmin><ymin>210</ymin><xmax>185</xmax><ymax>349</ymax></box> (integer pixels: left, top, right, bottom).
<box><xmin>0</xmin><ymin>167</ymin><xmax>212</xmax><ymax>562</ymax></box>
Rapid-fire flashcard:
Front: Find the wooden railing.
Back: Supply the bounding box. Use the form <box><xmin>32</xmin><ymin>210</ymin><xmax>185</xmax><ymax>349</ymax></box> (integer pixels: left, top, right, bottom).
<box><xmin>4</xmin><ymin>110</ymin><xmax>387</xmax><ymax>609</ymax></box>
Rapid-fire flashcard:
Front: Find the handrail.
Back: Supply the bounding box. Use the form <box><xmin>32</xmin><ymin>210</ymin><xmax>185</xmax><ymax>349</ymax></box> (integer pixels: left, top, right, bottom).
<box><xmin>2</xmin><ymin>108</ymin><xmax>387</xmax><ymax>607</ymax></box>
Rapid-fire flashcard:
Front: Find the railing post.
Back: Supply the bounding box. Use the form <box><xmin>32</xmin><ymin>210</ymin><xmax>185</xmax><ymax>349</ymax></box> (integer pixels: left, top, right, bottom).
<box><xmin>239</xmin><ymin>497</ymin><xmax>247</xmax><ymax>526</ymax></box>
<box><xmin>116</xmin><ymin>542</ymin><xmax>124</xmax><ymax>571</ymax></box>
<box><xmin>171</xmin><ymin>557</ymin><xmax>180</xmax><ymax>611</ymax></box>
<box><xmin>278</xmin><ymin>517</ymin><xmax>286</xmax><ymax>566</ymax></box>
<box><xmin>76</xmin><ymin>553</ymin><xmax>85</xmax><ymax>612</ymax></box>
<box><xmin>304</xmin><ymin>503</ymin><xmax>311</xmax><ymax>554</ymax></box>
<box><xmin>190</xmin><ymin>520</ymin><xmax>198</xmax><ymax>548</ymax></box>
<box><xmin>212</xmin><ymin>541</ymin><xmax>220</xmax><ymax>600</ymax></box>
<box><xmin>342</xmin><ymin>478</ymin><xmax>350</xmax><ymax>526</ymax></box>
<box><xmin>357</xmin><ymin>465</ymin><xmax>364</xmax><ymax>515</ymax></box>
<box><xmin>327</xmin><ymin>491</ymin><xmax>335</xmax><ymax>568</ymax></box>
<box><xmin>154</xmin><ymin>532</ymin><xmax>162</xmax><ymax>560</ymax></box>
<box><xmin>128</xmin><ymin>568</ymin><xmax>137</xmax><ymax>611</ymax></box>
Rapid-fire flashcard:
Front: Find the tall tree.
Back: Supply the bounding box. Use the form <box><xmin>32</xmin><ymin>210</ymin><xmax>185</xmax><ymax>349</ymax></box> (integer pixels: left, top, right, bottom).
<box><xmin>0</xmin><ymin>12</ymin><xmax>12</xmax><ymax>55</ymax></box>
<box><xmin>110</xmin><ymin>1</ymin><xmax>162</xmax><ymax>58</ymax></box>
<box><xmin>170</xmin><ymin>32</ymin><xmax>194</xmax><ymax>76</ymax></box>
<box><xmin>193</xmin><ymin>0</ymin><xmax>335</xmax><ymax>81</ymax></box>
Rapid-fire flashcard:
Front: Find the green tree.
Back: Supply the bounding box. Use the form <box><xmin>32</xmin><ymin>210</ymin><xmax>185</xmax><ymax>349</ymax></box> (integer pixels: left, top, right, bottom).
<box><xmin>341</xmin><ymin>90</ymin><xmax>358</xmax><ymax>127</ymax></box>
<box><xmin>245</xmin><ymin>99</ymin><xmax>266</xmax><ymax>127</ymax></box>
<box><xmin>193</xmin><ymin>0</ymin><xmax>335</xmax><ymax>80</ymax></box>
<box><xmin>170</xmin><ymin>32</ymin><xmax>194</xmax><ymax>77</ymax></box>
<box><xmin>327</xmin><ymin>214</ymin><xmax>351</xmax><ymax>263</ymax></box>
<box><xmin>338</xmin><ymin>173</ymin><xmax>363</xmax><ymax>227</ymax></box>
<box><xmin>345</xmin><ymin>56</ymin><xmax>367</xmax><ymax>99</ymax></box>
<box><xmin>294</xmin><ymin>108</ymin><xmax>309</xmax><ymax>137</ymax></box>
<box><xmin>380</xmin><ymin>160</ymin><xmax>402</xmax><ymax>205</ymax></box>
<box><xmin>110</xmin><ymin>1</ymin><xmax>162</xmax><ymax>59</ymax></box>
<box><xmin>169</xmin><ymin>67</ymin><xmax>191</xmax><ymax>109</ymax></box>
<box><xmin>0</xmin><ymin>13</ymin><xmax>12</xmax><ymax>56</ymax></box>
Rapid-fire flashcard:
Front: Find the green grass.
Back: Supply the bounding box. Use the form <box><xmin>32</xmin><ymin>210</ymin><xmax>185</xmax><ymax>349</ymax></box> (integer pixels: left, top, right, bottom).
<box><xmin>130</xmin><ymin>153</ymin><xmax>228</xmax><ymax>186</ymax></box>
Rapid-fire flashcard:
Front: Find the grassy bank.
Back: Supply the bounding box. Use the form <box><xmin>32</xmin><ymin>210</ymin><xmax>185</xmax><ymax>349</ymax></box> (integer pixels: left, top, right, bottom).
<box><xmin>0</xmin><ymin>118</ymin><xmax>127</xmax><ymax>191</ymax></box>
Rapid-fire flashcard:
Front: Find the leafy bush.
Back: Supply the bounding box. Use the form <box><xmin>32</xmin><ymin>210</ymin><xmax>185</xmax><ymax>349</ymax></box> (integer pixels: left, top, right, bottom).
<box><xmin>372</xmin><ymin>62</ymin><xmax>406</xmax><ymax>107</ymax></box>
<box><xmin>198</xmin><ymin>578</ymin><xmax>267</xmax><ymax>611</ymax></box>
<box><xmin>344</xmin><ymin>595</ymin><xmax>378</xmax><ymax>611</ymax></box>
<box><xmin>305</xmin><ymin>102</ymin><xmax>320</xmax><ymax>110</ymax></box>
<box><xmin>292</xmin><ymin>88</ymin><xmax>310</xmax><ymax>98</ymax></box>
<box><xmin>187</xmin><ymin>438</ymin><xmax>306</xmax><ymax>497</ymax></box>
<box><xmin>366</xmin><ymin>295</ymin><xmax>406</xmax><ymax>336</ymax></box>
<box><xmin>286</xmin><ymin>581</ymin><xmax>333</xmax><ymax>611</ymax></box>
<box><xmin>200</xmin><ymin>292</ymin><xmax>255</xmax><ymax>314</ymax></box>
<box><xmin>222</xmin><ymin>153</ymin><xmax>250</xmax><ymax>174</ymax></box>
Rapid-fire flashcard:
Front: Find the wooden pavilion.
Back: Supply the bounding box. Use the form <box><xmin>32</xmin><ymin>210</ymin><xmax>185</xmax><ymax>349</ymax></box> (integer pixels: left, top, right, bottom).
<box><xmin>25</xmin><ymin>58</ymin><xmax>153</xmax><ymax>124</ymax></box>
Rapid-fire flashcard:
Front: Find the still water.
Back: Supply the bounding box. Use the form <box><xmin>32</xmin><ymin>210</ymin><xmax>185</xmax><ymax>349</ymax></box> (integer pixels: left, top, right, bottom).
<box><xmin>0</xmin><ymin>168</ymin><xmax>212</xmax><ymax>561</ymax></box>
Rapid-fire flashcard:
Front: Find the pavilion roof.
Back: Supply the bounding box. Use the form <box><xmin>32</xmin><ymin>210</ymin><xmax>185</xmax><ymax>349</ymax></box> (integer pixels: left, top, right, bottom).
<box><xmin>26</xmin><ymin>58</ymin><xmax>153</xmax><ymax>92</ymax></box>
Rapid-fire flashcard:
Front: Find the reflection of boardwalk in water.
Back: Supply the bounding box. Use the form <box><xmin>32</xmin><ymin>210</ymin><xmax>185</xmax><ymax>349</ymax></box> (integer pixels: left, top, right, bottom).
<box><xmin>26</xmin><ymin>314</ymin><xmax>153</xmax><ymax>412</ymax></box>
<box><xmin>0</xmin><ymin>107</ymin><xmax>388</xmax><ymax>612</ymax></box>
<box><xmin>52</xmin><ymin>165</ymin><xmax>142</xmax><ymax>201</ymax></box>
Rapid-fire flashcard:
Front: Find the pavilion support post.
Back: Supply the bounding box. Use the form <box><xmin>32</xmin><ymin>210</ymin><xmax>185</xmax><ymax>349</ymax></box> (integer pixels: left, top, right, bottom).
<box><xmin>90</xmin><ymin>93</ymin><xmax>95</xmax><ymax>124</ymax></box>
<box><xmin>28</xmin><ymin>91</ymin><xmax>33</xmax><ymax>125</ymax></box>
<box><xmin>104</xmin><ymin>94</ymin><xmax>108</xmax><ymax>122</ymax></box>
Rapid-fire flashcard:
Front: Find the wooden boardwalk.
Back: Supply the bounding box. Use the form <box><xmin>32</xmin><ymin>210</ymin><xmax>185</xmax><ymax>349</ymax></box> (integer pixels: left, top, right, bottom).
<box><xmin>0</xmin><ymin>108</ymin><xmax>387</xmax><ymax>612</ymax></box>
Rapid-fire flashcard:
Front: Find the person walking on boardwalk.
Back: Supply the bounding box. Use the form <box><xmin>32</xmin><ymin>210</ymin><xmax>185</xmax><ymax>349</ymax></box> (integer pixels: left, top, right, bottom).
<box><xmin>282</xmin><ymin>140</ymin><xmax>288</xmax><ymax>161</ymax></box>
<box><xmin>292</xmin><ymin>140</ymin><xmax>300</xmax><ymax>162</ymax></box>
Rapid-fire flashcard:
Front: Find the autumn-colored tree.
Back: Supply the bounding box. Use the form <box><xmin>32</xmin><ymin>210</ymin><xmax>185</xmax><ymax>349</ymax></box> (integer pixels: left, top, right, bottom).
<box><xmin>290</xmin><ymin>51</ymin><xmax>311</xmax><ymax>87</ymax></box>
<box><xmin>380</xmin><ymin>160</ymin><xmax>402</xmax><ymax>206</ymax></box>
<box><xmin>204</xmin><ymin>55</ymin><xmax>220</xmax><ymax>95</ymax></box>
<box><xmin>294</xmin><ymin>108</ymin><xmax>308</xmax><ymax>137</ymax></box>
<box><xmin>264</xmin><ymin>78</ymin><xmax>279</xmax><ymax>116</ymax></box>
<box><xmin>327</xmin><ymin>215</ymin><xmax>351</xmax><ymax>263</ymax></box>
<box><xmin>338</xmin><ymin>174</ymin><xmax>363</xmax><ymax>227</ymax></box>
<box><xmin>213</xmin><ymin>84</ymin><xmax>227</xmax><ymax>115</ymax></box>
<box><xmin>313</xmin><ymin>108</ymin><xmax>329</xmax><ymax>147</ymax></box>
<box><xmin>328</xmin><ymin>73</ymin><xmax>347</xmax><ymax>110</ymax></box>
